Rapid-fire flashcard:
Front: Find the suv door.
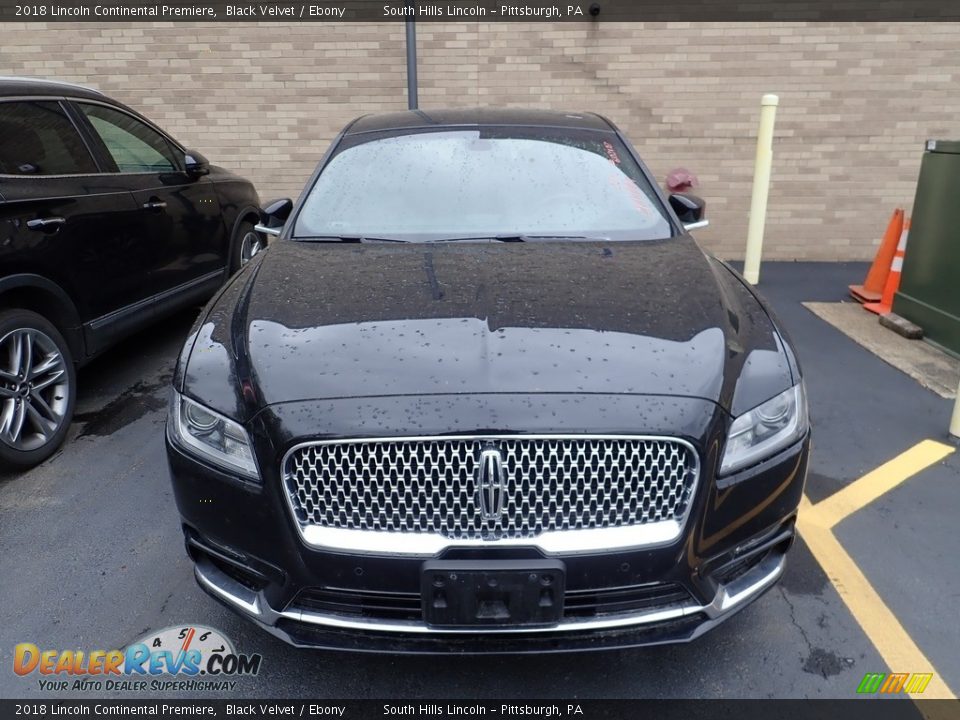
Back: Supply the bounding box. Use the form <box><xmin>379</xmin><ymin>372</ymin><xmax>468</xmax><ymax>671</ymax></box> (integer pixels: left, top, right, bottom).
<box><xmin>72</xmin><ymin>102</ymin><xmax>227</xmax><ymax>301</ymax></box>
<box><xmin>0</xmin><ymin>100</ymin><xmax>149</xmax><ymax>347</ymax></box>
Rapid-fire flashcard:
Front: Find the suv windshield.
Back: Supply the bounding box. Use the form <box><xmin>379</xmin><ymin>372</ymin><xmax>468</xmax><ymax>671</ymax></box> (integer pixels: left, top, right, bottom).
<box><xmin>294</xmin><ymin>128</ymin><xmax>674</xmax><ymax>242</ymax></box>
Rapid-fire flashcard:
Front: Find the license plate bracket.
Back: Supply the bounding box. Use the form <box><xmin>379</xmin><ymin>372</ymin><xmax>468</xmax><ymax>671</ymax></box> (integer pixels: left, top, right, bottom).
<box><xmin>421</xmin><ymin>559</ymin><xmax>566</xmax><ymax>628</ymax></box>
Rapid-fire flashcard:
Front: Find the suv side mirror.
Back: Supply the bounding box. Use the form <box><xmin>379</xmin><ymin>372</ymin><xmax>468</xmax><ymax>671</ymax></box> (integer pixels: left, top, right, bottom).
<box><xmin>669</xmin><ymin>193</ymin><xmax>708</xmax><ymax>231</ymax></box>
<box><xmin>255</xmin><ymin>198</ymin><xmax>293</xmax><ymax>238</ymax></box>
<box><xmin>184</xmin><ymin>150</ymin><xmax>210</xmax><ymax>177</ymax></box>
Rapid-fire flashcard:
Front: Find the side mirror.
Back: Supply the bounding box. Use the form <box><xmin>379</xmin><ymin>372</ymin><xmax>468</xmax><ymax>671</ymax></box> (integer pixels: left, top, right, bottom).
<box><xmin>254</xmin><ymin>198</ymin><xmax>293</xmax><ymax>238</ymax></box>
<box><xmin>669</xmin><ymin>193</ymin><xmax>708</xmax><ymax>231</ymax></box>
<box><xmin>184</xmin><ymin>150</ymin><xmax>210</xmax><ymax>177</ymax></box>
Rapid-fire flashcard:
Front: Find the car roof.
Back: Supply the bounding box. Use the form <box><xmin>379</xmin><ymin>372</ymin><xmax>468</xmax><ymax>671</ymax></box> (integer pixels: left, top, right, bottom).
<box><xmin>0</xmin><ymin>76</ymin><xmax>106</xmax><ymax>101</ymax></box>
<box><xmin>345</xmin><ymin>108</ymin><xmax>615</xmax><ymax>135</ymax></box>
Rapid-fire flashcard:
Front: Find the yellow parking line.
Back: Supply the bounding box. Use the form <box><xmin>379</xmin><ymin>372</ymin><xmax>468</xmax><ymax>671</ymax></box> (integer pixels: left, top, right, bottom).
<box><xmin>806</xmin><ymin>440</ymin><xmax>954</xmax><ymax>528</ymax></box>
<box><xmin>798</xmin><ymin>496</ymin><xmax>955</xmax><ymax>700</ymax></box>
<box><xmin>797</xmin><ymin>438</ymin><xmax>957</xmax><ymax>703</ymax></box>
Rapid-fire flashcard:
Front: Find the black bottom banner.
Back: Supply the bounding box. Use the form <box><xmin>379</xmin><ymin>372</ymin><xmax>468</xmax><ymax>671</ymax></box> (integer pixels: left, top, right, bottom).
<box><xmin>1</xmin><ymin>700</ymin><xmax>958</xmax><ymax>720</ymax></box>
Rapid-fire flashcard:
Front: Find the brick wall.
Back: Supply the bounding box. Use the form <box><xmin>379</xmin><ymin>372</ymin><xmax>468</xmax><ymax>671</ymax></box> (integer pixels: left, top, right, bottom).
<box><xmin>1</xmin><ymin>21</ymin><xmax>956</xmax><ymax>260</ymax></box>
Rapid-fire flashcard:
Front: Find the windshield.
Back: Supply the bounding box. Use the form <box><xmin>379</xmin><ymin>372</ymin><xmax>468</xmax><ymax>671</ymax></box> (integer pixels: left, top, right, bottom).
<box><xmin>294</xmin><ymin>128</ymin><xmax>674</xmax><ymax>241</ymax></box>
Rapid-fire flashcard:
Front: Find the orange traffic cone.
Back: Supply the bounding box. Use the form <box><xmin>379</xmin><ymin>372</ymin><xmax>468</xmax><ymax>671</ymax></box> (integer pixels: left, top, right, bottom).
<box><xmin>864</xmin><ymin>218</ymin><xmax>910</xmax><ymax>315</ymax></box>
<box><xmin>849</xmin><ymin>208</ymin><xmax>904</xmax><ymax>303</ymax></box>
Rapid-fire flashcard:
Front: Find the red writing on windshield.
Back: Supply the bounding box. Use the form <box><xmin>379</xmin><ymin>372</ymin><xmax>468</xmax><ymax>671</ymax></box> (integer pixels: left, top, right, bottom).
<box><xmin>602</xmin><ymin>141</ymin><xmax>621</xmax><ymax>165</ymax></box>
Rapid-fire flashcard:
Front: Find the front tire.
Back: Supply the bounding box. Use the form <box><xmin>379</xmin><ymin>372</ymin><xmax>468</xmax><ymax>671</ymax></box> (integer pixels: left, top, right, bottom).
<box><xmin>0</xmin><ymin>310</ymin><xmax>76</xmax><ymax>470</ymax></box>
<box><xmin>229</xmin><ymin>221</ymin><xmax>266</xmax><ymax>274</ymax></box>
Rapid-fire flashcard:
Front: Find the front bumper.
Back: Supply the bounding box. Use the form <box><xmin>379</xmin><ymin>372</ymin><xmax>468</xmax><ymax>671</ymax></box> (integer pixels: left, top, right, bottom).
<box><xmin>166</xmin><ymin>392</ymin><xmax>810</xmax><ymax>654</ymax></box>
<box><xmin>191</xmin><ymin>530</ymin><xmax>791</xmax><ymax>653</ymax></box>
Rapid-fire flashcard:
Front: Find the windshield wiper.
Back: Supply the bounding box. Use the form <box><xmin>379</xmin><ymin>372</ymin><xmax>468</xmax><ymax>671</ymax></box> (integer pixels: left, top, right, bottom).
<box><xmin>428</xmin><ymin>234</ymin><xmax>606</xmax><ymax>243</ymax></box>
<box><xmin>296</xmin><ymin>235</ymin><xmax>410</xmax><ymax>243</ymax></box>
<box><xmin>296</xmin><ymin>234</ymin><xmax>610</xmax><ymax>244</ymax></box>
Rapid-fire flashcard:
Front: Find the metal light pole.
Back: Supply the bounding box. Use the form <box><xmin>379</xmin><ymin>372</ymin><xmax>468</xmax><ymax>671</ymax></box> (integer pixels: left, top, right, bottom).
<box><xmin>405</xmin><ymin>10</ymin><xmax>418</xmax><ymax>110</ymax></box>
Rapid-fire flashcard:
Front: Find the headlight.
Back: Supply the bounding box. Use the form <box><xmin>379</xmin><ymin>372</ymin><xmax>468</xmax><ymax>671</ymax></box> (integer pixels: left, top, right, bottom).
<box><xmin>719</xmin><ymin>382</ymin><xmax>808</xmax><ymax>475</ymax></box>
<box><xmin>167</xmin><ymin>390</ymin><xmax>259</xmax><ymax>480</ymax></box>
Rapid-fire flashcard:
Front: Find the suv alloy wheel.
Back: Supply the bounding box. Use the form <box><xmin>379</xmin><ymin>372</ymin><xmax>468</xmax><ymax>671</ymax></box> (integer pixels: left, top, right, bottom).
<box><xmin>0</xmin><ymin>309</ymin><xmax>76</xmax><ymax>469</ymax></box>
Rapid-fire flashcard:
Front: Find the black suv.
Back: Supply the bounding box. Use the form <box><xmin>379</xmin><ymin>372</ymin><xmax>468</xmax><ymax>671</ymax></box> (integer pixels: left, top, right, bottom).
<box><xmin>0</xmin><ymin>77</ymin><xmax>262</xmax><ymax>469</ymax></box>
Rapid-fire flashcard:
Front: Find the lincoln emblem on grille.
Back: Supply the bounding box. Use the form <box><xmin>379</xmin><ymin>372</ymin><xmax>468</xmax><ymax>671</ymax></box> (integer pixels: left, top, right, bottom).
<box><xmin>477</xmin><ymin>447</ymin><xmax>507</xmax><ymax>521</ymax></box>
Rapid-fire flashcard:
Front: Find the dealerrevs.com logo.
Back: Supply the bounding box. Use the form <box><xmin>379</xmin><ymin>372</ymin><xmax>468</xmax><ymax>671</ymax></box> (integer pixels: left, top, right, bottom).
<box><xmin>14</xmin><ymin>625</ymin><xmax>262</xmax><ymax>693</ymax></box>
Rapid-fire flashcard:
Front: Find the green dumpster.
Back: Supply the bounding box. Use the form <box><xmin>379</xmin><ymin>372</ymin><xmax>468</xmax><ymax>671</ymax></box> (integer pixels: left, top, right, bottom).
<box><xmin>892</xmin><ymin>139</ymin><xmax>960</xmax><ymax>357</ymax></box>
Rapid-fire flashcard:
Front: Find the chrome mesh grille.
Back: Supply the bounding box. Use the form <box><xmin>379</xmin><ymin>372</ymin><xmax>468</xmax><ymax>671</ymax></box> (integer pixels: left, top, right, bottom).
<box><xmin>284</xmin><ymin>437</ymin><xmax>698</xmax><ymax>541</ymax></box>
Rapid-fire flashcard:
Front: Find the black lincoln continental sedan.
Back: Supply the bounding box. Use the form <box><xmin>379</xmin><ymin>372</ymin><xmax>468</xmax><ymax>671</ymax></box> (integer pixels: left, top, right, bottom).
<box><xmin>0</xmin><ymin>76</ymin><xmax>263</xmax><ymax>469</ymax></box>
<box><xmin>166</xmin><ymin>108</ymin><xmax>810</xmax><ymax>653</ymax></box>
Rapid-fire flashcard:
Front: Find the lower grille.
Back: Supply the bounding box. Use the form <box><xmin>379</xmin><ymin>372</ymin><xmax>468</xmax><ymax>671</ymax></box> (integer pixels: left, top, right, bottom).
<box><xmin>712</xmin><ymin>550</ymin><xmax>770</xmax><ymax>585</ymax></box>
<box><xmin>289</xmin><ymin>581</ymin><xmax>693</xmax><ymax>622</ymax></box>
<box><xmin>283</xmin><ymin>435</ymin><xmax>698</xmax><ymax>546</ymax></box>
<box><xmin>291</xmin><ymin>587</ymin><xmax>421</xmax><ymax>621</ymax></box>
<box><xmin>564</xmin><ymin>582</ymin><xmax>692</xmax><ymax>618</ymax></box>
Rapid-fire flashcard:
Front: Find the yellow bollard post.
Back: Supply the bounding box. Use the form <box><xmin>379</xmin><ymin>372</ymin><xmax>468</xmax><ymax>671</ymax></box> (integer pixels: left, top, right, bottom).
<box><xmin>743</xmin><ymin>94</ymin><xmax>779</xmax><ymax>285</ymax></box>
<box><xmin>951</xmin><ymin>378</ymin><xmax>960</xmax><ymax>439</ymax></box>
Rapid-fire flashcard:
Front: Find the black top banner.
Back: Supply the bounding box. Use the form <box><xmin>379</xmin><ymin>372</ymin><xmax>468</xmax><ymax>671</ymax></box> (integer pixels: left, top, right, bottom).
<box><xmin>0</xmin><ymin>701</ymin><xmax>957</xmax><ymax>720</ymax></box>
<box><xmin>0</xmin><ymin>0</ymin><xmax>958</xmax><ymax>22</ymax></box>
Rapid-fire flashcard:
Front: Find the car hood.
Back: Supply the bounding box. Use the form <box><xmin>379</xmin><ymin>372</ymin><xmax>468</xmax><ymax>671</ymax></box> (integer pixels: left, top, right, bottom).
<box><xmin>182</xmin><ymin>237</ymin><xmax>795</xmax><ymax>420</ymax></box>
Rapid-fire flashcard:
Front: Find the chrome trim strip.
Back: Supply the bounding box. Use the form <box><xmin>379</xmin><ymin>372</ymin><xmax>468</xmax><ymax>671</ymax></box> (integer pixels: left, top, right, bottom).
<box><xmin>0</xmin><ymin>171</ymin><xmax>183</xmax><ymax>179</ymax></box>
<box><xmin>705</xmin><ymin>549</ymin><xmax>786</xmax><ymax>618</ymax></box>
<box><xmin>86</xmin><ymin>270</ymin><xmax>223</xmax><ymax>331</ymax></box>
<box><xmin>298</xmin><ymin>521</ymin><xmax>684</xmax><ymax>556</ymax></box>
<box><xmin>193</xmin><ymin>546</ymin><xmax>787</xmax><ymax>636</ymax></box>
<box><xmin>193</xmin><ymin>558</ymin><xmax>277</xmax><ymax>624</ymax></box>
<box><xmin>283</xmin><ymin>602</ymin><xmax>695</xmax><ymax>635</ymax></box>
<box><xmin>280</xmin><ymin>434</ymin><xmax>701</xmax><ymax>556</ymax></box>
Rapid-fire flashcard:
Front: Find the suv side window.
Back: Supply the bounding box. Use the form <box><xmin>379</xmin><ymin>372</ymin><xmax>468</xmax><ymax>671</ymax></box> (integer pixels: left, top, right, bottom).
<box><xmin>78</xmin><ymin>103</ymin><xmax>178</xmax><ymax>173</ymax></box>
<box><xmin>0</xmin><ymin>101</ymin><xmax>98</xmax><ymax>175</ymax></box>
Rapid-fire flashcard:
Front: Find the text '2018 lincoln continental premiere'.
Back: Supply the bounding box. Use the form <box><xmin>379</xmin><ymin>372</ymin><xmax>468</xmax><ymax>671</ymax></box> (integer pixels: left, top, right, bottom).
<box><xmin>166</xmin><ymin>108</ymin><xmax>810</xmax><ymax>653</ymax></box>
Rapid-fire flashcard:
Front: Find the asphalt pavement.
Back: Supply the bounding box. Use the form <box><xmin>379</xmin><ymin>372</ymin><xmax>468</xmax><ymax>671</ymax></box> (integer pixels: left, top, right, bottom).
<box><xmin>1</xmin><ymin>261</ymin><xmax>957</xmax><ymax>699</ymax></box>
